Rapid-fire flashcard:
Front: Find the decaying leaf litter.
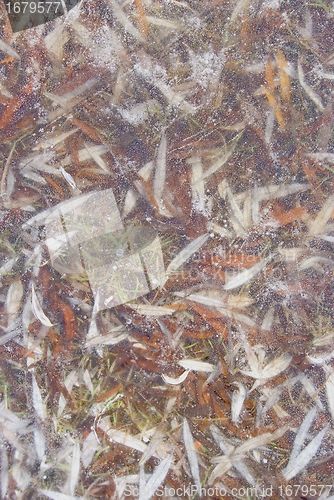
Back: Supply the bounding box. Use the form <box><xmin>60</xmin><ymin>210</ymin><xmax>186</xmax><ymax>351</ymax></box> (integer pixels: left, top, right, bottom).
<box><xmin>1</xmin><ymin>0</ymin><xmax>334</xmax><ymax>498</ymax></box>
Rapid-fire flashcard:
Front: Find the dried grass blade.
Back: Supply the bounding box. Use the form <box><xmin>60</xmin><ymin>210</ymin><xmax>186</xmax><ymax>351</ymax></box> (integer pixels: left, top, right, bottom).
<box><xmin>135</xmin><ymin>57</ymin><xmax>195</xmax><ymax>114</ymax></box>
<box><xmin>235</xmin><ymin>183</ymin><xmax>309</xmax><ymax>203</ymax></box>
<box><xmin>44</xmin><ymin>78</ymin><xmax>97</xmax><ymax>108</ymax></box>
<box><xmin>211</xmin><ymin>425</ymin><xmax>256</xmax><ymax>486</ymax></box>
<box><xmin>209</xmin><ymin>456</ymin><xmax>233</xmax><ymax>483</ymax></box>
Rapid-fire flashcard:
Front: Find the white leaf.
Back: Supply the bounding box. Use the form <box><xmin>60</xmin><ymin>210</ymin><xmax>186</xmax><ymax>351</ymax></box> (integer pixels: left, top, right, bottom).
<box><xmin>235</xmin><ymin>183</ymin><xmax>309</xmax><ymax>203</ymax></box>
<box><xmin>235</xmin><ymin>426</ymin><xmax>288</xmax><ymax>457</ymax></box>
<box><xmin>122</xmin><ymin>189</ymin><xmax>138</xmax><ymax>217</ymax></box>
<box><xmin>297</xmin><ymin>374</ymin><xmax>323</xmax><ymax>410</ymax></box>
<box><xmin>309</xmin><ymin>194</ymin><xmax>334</xmax><ymax>236</ymax></box>
<box><xmin>324</xmin><ymin>367</ymin><xmax>334</xmax><ymax>423</ymax></box>
<box><xmin>166</xmin><ymin>233</ymin><xmax>209</xmax><ymax>276</ymax></box>
<box><xmin>0</xmin><ymin>39</ymin><xmax>19</xmax><ymax>59</ymax></box>
<box><xmin>178</xmin><ymin>359</ymin><xmax>215</xmax><ymax>373</ymax></box>
<box><xmin>99</xmin><ymin>419</ymin><xmax>147</xmax><ymax>453</ymax></box>
<box><xmin>60</xmin><ymin>167</ymin><xmax>77</xmax><ymax>190</ymax></box>
<box><xmin>183</xmin><ymin>419</ymin><xmax>201</xmax><ymax>490</ymax></box>
<box><xmin>288</xmin><ymin>406</ymin><xmax>317</xmax><ymax>466</ymax></box>
<box><xmin>33</xmin><ymin>129</ymin><xmax>78</xmax><ymax>150</ymax></box>
<box><xmin>230</xmin><ymin>0</ymin><xmax>250</xmax><ymax>22</ymax></box>
<box><xmin>307</xmin><ymin>152</ymin><xmax>334</xmax><ymax>163</ymax></box>
<box><xmin>139</xmin><ymin>455</ymin><xmax>172</xmax><ymax>500</ymax></box>
<box><xmin>231</xmin><ymin>382</ymin><xmax>247</xmax><ymax>424</ymax></box>
<box><xmin>189</xmin><ymin>156</ymin><xmax>207</xmax><ymax>214</ymax></box>
<box><xmin>129</xmin><ymin>304</ymin><xmax>176</xmax><ymax>316</ymax></box>
<box><xmin>283</xmin><ymin>426</ymin><xmax>328</xmax><ymax>480</ymax></box>
<box><xmin>162</xmin><ymin>370</ymin><xmax>190</xmax><ymax>385</ymax></box>
<box><xmin>260</xmin><ymin>354</ymin><xmax>292</xmax><ymax>380</ymax></box>
<box><xmin>211</xmin><ymin>427</ymin><xmax>256</xmax><ymax>485</ymax></box>
<box><xmin>32</xmin><ymin>374</ymin><xmax>47</xmax><ymax>421</ymax></box>
<box><xmin>0</xmin><ymin>448</ymin><xmax>8</xmax><ymax>499</ymax></box>
<box><xmin>31</xmin><ymin>284</ymin><xmax>53</xmax><ymax>327</ymax></box>
<box><xmin>112</xmin><ymin>0</ymin><xmax>144</xmax><ymax>40</ymax></box>
<box><xmin>82</xmin><ymin>432</ymin><xmax>99</xmax><ymax>468</ymax></box>
<box><xmin>135</xmin><ymin>56</ymin><xmax>196</xmax><ymax>114</ymax></box>
<box><xmin>5</xmin><ymin>279</ymin><xmax>23</xmax><ymax>326</ymax></box>
<box><xmin>69</xmin><ymin>443</ymin><xmax>81</xmax><ymax>496</ymax></box>
<box><xmin>224</xmin><ymin>256</ymin><xmax>272</xmax><ymax>290</ymax></box>
<box><xmin>34</xmin><ymin>427</ymin><xmax>46</xmax><ymax>462</ymax></box>
<box><xmin>204</xmin><ymin>133</ymin><xmax>241</xmax><ymax>181</ymax></box>
<box><xmin>153</xmin><ymin>132</ymin><xmax>167</xmax><ymax>204</ymax></box>
<box><xmin>298</xmin><ymin>60</ymin><xmax>324</xmax><ymax>111</ymax></box>
<box><xmin>218</xmin><ymin>179</ymin><xmax>245</xmax><ymax>236</ymax></box>
<box><xmin>40</xmin><ymin>491</ymin><xmax>81</xmax><ymax>500</ymax></box>
<box><xmin>83</xmin><ymin>369</ymin><xmax>94</xmax><ymax>394</ymax></box>
<box><xmin>0</xmin><ymin>257</ymin><xmax>16</xmax><ymax>277</ymax></box>
<box><xmin>44</xmin><ymin>78</ymin><xmax>97</xmax><ymax>107</ymax></box>
<box><xmin>146</xmin><ymin>15</ymin><xmax>180</xmax><ymax>29</ymax></box>
<box><xmin>83</xmin><ymin>143</ymin><xmax>109</xmax><ymax>172</ymax></box>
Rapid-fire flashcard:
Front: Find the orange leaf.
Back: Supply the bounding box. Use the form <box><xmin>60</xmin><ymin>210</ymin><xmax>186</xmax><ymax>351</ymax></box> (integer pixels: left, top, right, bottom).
<box><xmin>71</xmin><ymin>117</ymin><xmax>102</xmax><ymax>143</ymax></box>
<box><xmin>134</xmin><ymin>0</ymin><xmax>149</xmax><ymax>38</ymax></box>
<box><xmin>264</xmin><ymin>88</ymin><xmax>286</xmax><ymax>130</ymax></box>
<box><xmin>276</xmin><ymin>50</ymin><xmax>291</xmax><ymax>103</ymax></box>
<box><xmin>264</xmin><ymin>59</ymin><xmax>275</xmax><ymax>94</ymax></box>
<box><xmin>272</xmin><ymin>204</ymin><xmax>306</xmax><ymax>225</ymax></box>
